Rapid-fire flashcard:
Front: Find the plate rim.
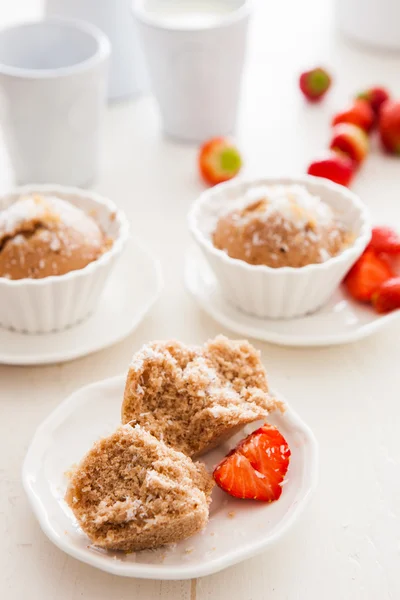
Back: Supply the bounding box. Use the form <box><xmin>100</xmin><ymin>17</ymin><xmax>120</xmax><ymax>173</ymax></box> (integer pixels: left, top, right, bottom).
<box><xmin>22</xmin><ymin>374</ymin><xmax>319</xmax><ymax>580</ymax></box>
<box><xmin>0</xmin><ymin>240</ymin><xmax>163</xmax><ymax>366</ymax></box>
<box><xmin>184</xmin><ymin>246</ymin><xmax>400</xmax><ymax>347</ymax></box>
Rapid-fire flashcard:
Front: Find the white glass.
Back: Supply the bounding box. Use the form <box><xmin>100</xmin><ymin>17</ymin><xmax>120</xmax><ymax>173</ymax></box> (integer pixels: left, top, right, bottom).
<box><xmin>0</xmin><ymin>19</ymin><xmax>110</xmax><ymax>186</ymax></box>
<box><xmin>45</xmin><ymin>0</ymin><xmax>148</xmax><ymax>100</ymax></box>
<box><xmin>133</xmin><ymin>0</ymin><xmax>251</xmax><ymax>142</ymax></box>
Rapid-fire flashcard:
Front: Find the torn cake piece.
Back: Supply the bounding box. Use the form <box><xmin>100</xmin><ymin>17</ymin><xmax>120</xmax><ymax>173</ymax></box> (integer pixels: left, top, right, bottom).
<box><xmin>65</xmin><ymin>424</ymin><xmax>214</xmax><ymax>552</ymax></box>
<box><xmin>122</xmin><ymin>335</ymin><xmax>280</xmax><ymax>457</ymax></box>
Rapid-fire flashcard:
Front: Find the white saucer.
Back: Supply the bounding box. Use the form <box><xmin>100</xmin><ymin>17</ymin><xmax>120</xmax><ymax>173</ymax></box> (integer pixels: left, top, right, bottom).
<box><xmin>22</xmin><ymin>375</ymin><xmax>317</xmax><ymax>580</ymax></box>
<box><xmin>185</xmin><ymin>246</ymin><xmax>400</xmax><ymax>347</ymax></box>
<box><xmin>0</xmin><ymin>241</ymin><xmax>163</xmax><ymax>365</ymax></box>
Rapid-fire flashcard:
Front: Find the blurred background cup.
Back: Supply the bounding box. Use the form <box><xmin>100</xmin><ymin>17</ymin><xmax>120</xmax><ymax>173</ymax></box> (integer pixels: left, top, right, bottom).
<box><xmin>0</xmin><ymin>18</ymin><xmax>110</xmax><ymax>186</ymax></box>
<box><xmin>133</xmin><ymin>0</ymin><xmax>251</xmax><ymax>143</ymax></box>
<box><xmin>45</xmin><ymin>0</ymin><xmax>148</xmax><ymax>101</ymax></box>
<box><xmin>336</xmin><ymin>0</ymin><xmax>400</xmax><ymax>51</ymax></box>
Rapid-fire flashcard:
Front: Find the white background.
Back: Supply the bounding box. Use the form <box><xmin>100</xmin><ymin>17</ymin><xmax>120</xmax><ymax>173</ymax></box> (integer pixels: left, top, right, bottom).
<box><xmin>1</xmin><ymin>1</ymin><xmax>400</xmax><ymax>598</ymax></box>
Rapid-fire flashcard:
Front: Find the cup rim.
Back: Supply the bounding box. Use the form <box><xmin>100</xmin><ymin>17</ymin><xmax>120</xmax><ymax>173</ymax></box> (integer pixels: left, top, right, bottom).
<box><xmin>0</xmin><ymin>18</ymin><xmax>111</xmax><ymax>79</ymax></box>
<box><xmin>132</xmin><ymin>0</ymin><xmax>251</xmax><ymax>31</ymax></box>
<box><xmin>188</xmin><ymin>174</ymin><xmax>372</xmax><ymax>276</ymax></box>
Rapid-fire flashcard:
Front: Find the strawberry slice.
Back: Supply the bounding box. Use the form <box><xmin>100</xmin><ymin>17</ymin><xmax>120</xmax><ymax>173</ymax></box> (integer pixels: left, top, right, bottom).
<box><xmin>367</xmin><ymin>226</ymin><xmax>400</xmax><ymax>255</ymax></box>
<box><xmin>372</xmin><ymin>278</ymin><xmax>400</xmax><ymax>313</ymax></box>
<box><xmin>343</xmin><ymin>250</ymin><xmax>394</xmax><ymax>302</ymax></box>
<box><xmin>198</xmin><ymin>137</ymin><xmax>242</xmax><ymax>186</ymax></box>
<box><xmin>213</xmin><ymin>425</ymin><xmax>291</xmax><ymax>502</ymax></box>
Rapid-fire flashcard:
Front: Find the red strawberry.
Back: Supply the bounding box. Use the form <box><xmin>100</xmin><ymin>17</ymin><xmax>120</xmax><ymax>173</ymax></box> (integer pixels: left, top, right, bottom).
<box><xmin>372</xmin><ymin>278</ymin><xmax>400</xmax><ymax>313</ymax></box>
<box><xmin>357</xmin><ymin>87</ymin><xmax>390</xmax><ymax>116</ymax></box>
<box><xmin>332</xmin><ymin>99</ymin><xmax>374</xmax><ymax>133</ymax></box>
<box><xmin>330</xmin><ymin>123</ymin><xmax>369</xmax><ymax>165</ymax></box>
<box><xmin>343</xmin><ymin>250</ymin><xmax>394</xmax><ymax>302</ymax></box>
<box><xmin>367</xmin><ymin>227</ymin><xmax>400</xmax><ymax>255</ymax></box>
<box><xmin>307</xmin><ymin>151</ymin><xmax>355</xmax><ymax>187</ymax></box>
<box><xmin>198</xmin><ymin>137</ymin><xmax>242</xmax><ymax>186</ymax></box>
<box><xmin>213</xmin><ymin>425</ymin><xmax>291</xmax><ymax>502</ymax></box>
<box><xmin>379</xmin><ymin>100</ymin><xmax>400</xmax><ymax>155</ymax></box>
<box><xmin>299</xmin><ymin>67</ymin><xmax>332</xmax><ymax>102</ymax></box>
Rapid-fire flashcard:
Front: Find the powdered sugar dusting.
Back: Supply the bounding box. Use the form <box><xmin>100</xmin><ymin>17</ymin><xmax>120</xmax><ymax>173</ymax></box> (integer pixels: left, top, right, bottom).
<box><xmin>238</xmin><ymin>185</ymin><xmax>334</xmax><ymax>227</ymax></box>
<box><xmin>199</xmin><ymin>184</ymin><xmax>335</xmax><ymax>236</ymax></box>
<box><xmin>0</xmin><ymin>195</ymin><xmax>100</xmax><ymax>240</ymax></box>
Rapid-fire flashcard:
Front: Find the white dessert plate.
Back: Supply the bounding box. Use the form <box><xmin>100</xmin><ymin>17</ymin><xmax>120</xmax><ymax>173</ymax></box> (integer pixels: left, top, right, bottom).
<box><xmin>22</xmin><ymin>375</ymin><xmax>318</xmax><ymax>580</ymax></box>
<box><xmin>185</xmin><ymin>246</ymin><xmax>400</xmax><ymax>347</ymax></box>
<box><xmin>0</xmin><ymin>240</ymin><xmax>162</xmax><ymax>365</ymax></box>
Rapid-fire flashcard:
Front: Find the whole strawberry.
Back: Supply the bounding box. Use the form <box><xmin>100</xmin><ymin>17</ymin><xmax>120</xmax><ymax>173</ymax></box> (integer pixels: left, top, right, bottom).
<box><xmin>372</xmin><ymin>278</ymin><xmax>400</xmax><ymax>313</ymax></box>
<box><xmin>379</xmin><ymin>100</ymin><xmax>400</xmax><ymax>155</ymax></box>
<box><xmin>198</xmin><ymin>137</ymin><xmax>242</xmax><ymax>186</ymax></box>
<box><xmin>357</xmin><ymin>87</ymin><xmax>390</xmax><ymax>117</ymax></box>
<box><xmin>299</xmin><ymin>67</ymin><xmax>331</xmax><ymax>102</ymax></box>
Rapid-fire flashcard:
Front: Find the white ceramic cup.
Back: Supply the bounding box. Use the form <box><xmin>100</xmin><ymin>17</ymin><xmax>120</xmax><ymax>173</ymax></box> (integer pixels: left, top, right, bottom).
<box><xmin>45</xmin><ymin>0</ymin><xmax>148</xmax><ymax>100</ymax></box>
<box><xmin>0</xmin><ymin>19</ymin><xmax>110</xmax><ymax>186</ymax></box>
<box><xmin>133</xmin><ymin>0</ymin><xmax>251</xmax><ymax>142</ymax></box>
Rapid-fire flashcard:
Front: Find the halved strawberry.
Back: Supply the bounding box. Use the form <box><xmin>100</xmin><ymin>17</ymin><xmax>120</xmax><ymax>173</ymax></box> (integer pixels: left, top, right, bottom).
<box><xmin>198</xmin><ymin>137</ymin><xmax>242</xmax><ymax>186</ymax></box>
<box><xmin>332</xmin><ymin>99</ymin><xmax>375</xmax><ymax>133</ymax></box>
<box><xmin>343</xmin><ymin>250</ymin><xmax>394</xmax><ymax>302</ymax></box>
<box><xmin>307</xmin><ymin>151</ymin><xmax>355</xmax><ymax>187</ymax></box>
<box><xmin>367</xmin><ymin>227</ymin><xmax>400</xmax><ymax>255</ymax></box>
<box><xmin>213</xmin><ymin>425</ymin><xmax>291</xmax><ymax>502</ymax></box>
<box><xmin>330</xmin><ymin>123</ymin><xmax>369</xmax><ymax>165</ymax></box>
<box><xmin>372</xmin><ymin>278</ymin><xmax>400</xmax><ymax>313</ymax></box>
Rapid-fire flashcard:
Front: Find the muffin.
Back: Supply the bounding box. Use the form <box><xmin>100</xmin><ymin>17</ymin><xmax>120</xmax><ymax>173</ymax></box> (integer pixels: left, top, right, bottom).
<box><xmin>213</xmin><ymin>184</ymin><xmax>351</xmax><ymax>268</ymax></box>
<box><xmin>122</xmin><ymin>335</ymin><xmax>280</xmax><ymax>457</ymax></box>
<box><xmin>188</xmin><ymin>176</ymin><xmax>371</xmax><ymax>318</ymax></box>
<box><xmin>65</xmin><ymin>424</ymin><xmax>214</xmax><ymax>551</ymax></box>
<box><xmin>0</xmin><ymin>194</ymin><xmax>110</xmax><ymax>280</ymax></box>
<box><xmin>0</xmin><ymin>185</ymin><xmax>129</xmax><ymax>333</ymax></box>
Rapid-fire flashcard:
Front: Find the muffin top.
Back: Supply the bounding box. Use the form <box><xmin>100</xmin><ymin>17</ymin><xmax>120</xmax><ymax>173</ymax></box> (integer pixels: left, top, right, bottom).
<box><xmin>0</xmin><ymin>194</ymin><xmax>110</xmax><ymax>280</ymax></box>
<box><xmin>213</xmin><ymin>184</ymin><xmax>351</xmax><ymax>268</ymax></box>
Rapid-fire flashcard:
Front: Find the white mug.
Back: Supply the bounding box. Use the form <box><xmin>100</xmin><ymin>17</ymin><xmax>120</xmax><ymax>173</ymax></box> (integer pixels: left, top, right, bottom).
<box><xmin>45</xmin><ymin>0</ymin><xmax>148</xmax><ymax>101</ymax></box>
<box><xmin>0</xmin><ymin>18</ymin><xmax>110</xmax><ymax>186</ymax></box>
<box><xmin>133</xmin><ymin>0</ymin><xmax>251</xmax><ymax>143</ymax></box>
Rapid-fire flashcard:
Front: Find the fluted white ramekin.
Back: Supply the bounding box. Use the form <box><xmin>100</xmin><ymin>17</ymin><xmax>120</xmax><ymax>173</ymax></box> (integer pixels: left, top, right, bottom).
<box><xmin>0</xmin><ymin>184</ymin><xmax>130</xmax><ymax>333</ymax></box>
<box><xmin>188</xmin><ymin>175</ymin><xmax>371</xmax><ymax>319</ymax></box>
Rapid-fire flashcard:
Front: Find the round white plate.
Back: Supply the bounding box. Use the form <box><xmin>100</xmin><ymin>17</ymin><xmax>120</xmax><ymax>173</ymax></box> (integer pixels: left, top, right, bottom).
<box><xmin>0</xmin><ymin>240</ymin><xmax>163</xmax><ymax>365</ymax></box>
<box><xmin>185</xmin><ymin>246</ymin><xmax>400</xmax><ymax>347</ymax></box>
<box><xmin>22</xmin><ymin>375</ymin><xmax>318</xmax><ymax>580</ymax></box>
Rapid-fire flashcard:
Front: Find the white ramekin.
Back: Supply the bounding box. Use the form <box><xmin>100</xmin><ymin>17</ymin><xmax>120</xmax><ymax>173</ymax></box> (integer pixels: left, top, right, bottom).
<box><xmin>188</xmin><ymin>175</ymin><xmax>371</xmax><ymax>319</ymax></box>
<box><xmin>0</xmin><ymin>184</ymin><xmax>130</xmax><ymax>333</ymax></box>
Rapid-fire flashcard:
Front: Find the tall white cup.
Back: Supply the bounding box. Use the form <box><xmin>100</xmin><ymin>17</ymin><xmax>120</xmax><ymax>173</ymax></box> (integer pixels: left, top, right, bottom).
<box><xmin>45</xmin><ymin>0</ymin><xmax>148</xmax><ymax>100</ymax></box>
<box><xmin>133</xmin><ymin>0</ymin><xmax>251</xmax><ymax>143</ymax></box>
<box><xmin>0</xmin><ymin>19</ymin><xmax>110</xmax><ymax>186</ymax></box>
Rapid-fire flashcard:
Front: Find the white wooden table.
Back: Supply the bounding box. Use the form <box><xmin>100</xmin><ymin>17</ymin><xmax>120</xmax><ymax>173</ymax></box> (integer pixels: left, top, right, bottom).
<box><xmin>1</xmin><ymin>1</ymin><xmax>400</xmax><ymax>598</ymax></box>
